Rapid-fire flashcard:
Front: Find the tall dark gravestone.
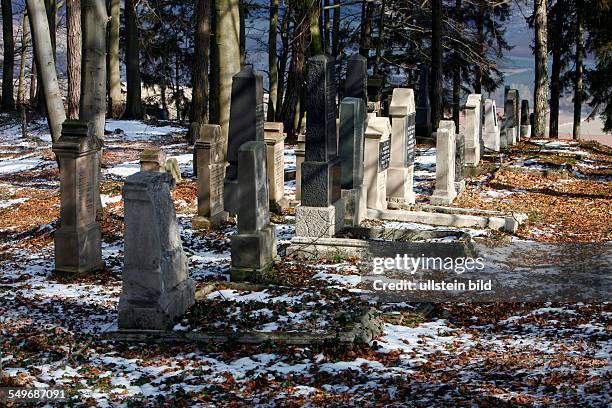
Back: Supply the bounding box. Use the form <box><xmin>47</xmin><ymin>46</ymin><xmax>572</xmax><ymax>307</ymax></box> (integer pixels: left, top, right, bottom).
<box><xmin>415</xmin><ymin>65</ymin><xmax>432</xmax><ymax>140</ymax></box>
<box><xmin>296</xmin><ymin>54</ymin><xmax>344</xmax><ymax>238</ymax></box>
<box><xmin>344</xmin><ymin>54</ymin><xmax>368</xmax><ymax>106</ymax></box>
<box><xmin>224</xmin><ymin>66</ymin><xmax>264</xmax><ymax>215</ymax></box>
<box><xmin>521</xmin><ymin>99</ymin><xmax>531</xmax><ymax>139</ymax></box>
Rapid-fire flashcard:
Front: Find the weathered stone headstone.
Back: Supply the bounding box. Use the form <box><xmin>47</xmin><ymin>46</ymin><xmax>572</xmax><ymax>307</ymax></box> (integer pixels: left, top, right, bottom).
<box><xmin>364</xmin><ymin>117</ymin><xmax>391</xmax><ymax>210</ymax></box>
<box><xmin>296</xmin><ymin>54</ymin><xmax>344</xmax><ymax>238</ymax></box>
<box><xmin>295</xmin><ymin>133</ymin><xmax>306</xmax><ymax>201</ymax></box>
<box><xmin>483</xmin><ymin>99</ymin><xmax>500</xmax><ymax>152</ymax></box>
<box><xmin>339</xmin><ymin>97</ymin><xmax>367</xmax><ymax>226</ymax></box>
<box><xmin>500</xmin><ymin>99</ymin><xmax>512</xmax><ymax>148</ymax></box>
<box><xmin>264</xmin><ymin>122</ymin><xmax>288</xmax><ymax>213</ymax></box>
<box><xmin>520</xmin><ymin>100</ymin><xmax>531</xmax><ymax>139</ymax></box>
<box><xmin>231</xmin><ymin>141</ymin><xmax>277</xmax><ymax>281</ymax></box>
<box><xmin>455</xmin><ymin>133</ymin><xmax>466</xmax><ymax>193</ymax></box>
<box><xmin>415</xmin><ymin>65</ymin><xmax>432</xmax><ymax>140</ymax></box>
<box><xmin>188</xmin><ymin>121</ymin><xmax>200</xmax><ymax>146</ymax></box>
<box><xmin>165</xmin><ymin>158</ymin><xmax>182</xmax><ymax>182</ymax></box>
<box><xmin>387</xmin><ymin>88</ymin><xmax>416</xmax><ymax>208</ymax></box>
<box><xmin>140</xmin><ymin>148</ymin><xmax>167</xmax><ymax>173</ymax></box>
<box><xmin>193</xmin><ymin>124</ymin><xmax>228</xmax><ymax>229</ymax></box>
<box><xmin>119</xmin><ymin>171</ymin><xmax>195</xmax><ymax>330</ymax></box>
<box><xmin>464</xmin><ymin>94</ymin><xmax>482</xmax><ymax>167</ymax></box>
<box><xmin>53</xmin><ymin>120</ymin><xmax>103</xmax><ymax>275</ymax></box>
<box><xmin>505</xmin><ymin>89</ymin><xmax>519</xmax><ymax>145</ymax></box>
<box><xmin>224</xmin><ymin>66</ymin><xmax>264</xmax><ymax>214</ymax></box>
<box><xmin>430</xmin><ymin>120</ymin><xmax>457</xmax><ymax>205</ymax></box>
<box><xmin>529</xmin><ymin>112</ymin><xmax>535</xmax><ymax>138</ymax></box>
<box><xmin>344</xmin><ymin>53</ymin><xmax>367</xmax><ymax>106</ymax></box>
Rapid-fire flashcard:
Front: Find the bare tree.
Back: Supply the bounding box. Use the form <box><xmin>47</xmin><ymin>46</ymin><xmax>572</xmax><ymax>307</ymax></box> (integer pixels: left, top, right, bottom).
<box><xmin>267</xmin><ymin>0</ymin><xmax>279</xmax><ymax>121</ymax></box>
<box><xmin>190</xmin><ymin>0</ymin><xmax>211</xmax><ymax>130</ymax></box>
<box><xmin>124</xmin><ymin>0</ymin><xmax>143</xmax><ymax>119</ymax></box>
<box><xmin>533</xmin><ymin>0</ymin><xmax>549</xmax><ymax>138</ymax></box>
<box><xmin>431</xmin><ymin>0</ymin><xmax>443</xmax><ymax>130</ymax></box>
<box><xmin>2</xmin><ymin>0</ymin><xmax>15</xmax><ymax>111</ymax></box>
<box><xmin>108</xmin><ymin>0</ymin><xmax>122</xmax><ymax>117</ymax></box>
<box><xmin>573</xmin><ymin>0</ymin><xmax>584</xmax><ymax>140</ymax></box>
<box><xmin>66</xmin><ymin>0</ymin><xmax>81</xmax><ymax>119</ymax></box>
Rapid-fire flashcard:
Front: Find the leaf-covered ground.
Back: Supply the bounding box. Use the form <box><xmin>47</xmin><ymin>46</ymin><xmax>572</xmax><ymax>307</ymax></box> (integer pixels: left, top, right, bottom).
<box><xmin>0</xmin><ymin>114</ymin><xmax>610</xmax><ymax>406</ymax></box>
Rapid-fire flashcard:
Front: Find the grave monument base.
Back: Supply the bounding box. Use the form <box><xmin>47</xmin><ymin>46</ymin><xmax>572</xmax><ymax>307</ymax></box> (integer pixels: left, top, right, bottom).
<box><xmin>192</xmin><ymin>211</ymin><xmax>229</xmax><ymax>230</ymax></box>
<box><xmin>230</xmin><ymin>225</ymin><xmax>277</xmax><ymax>282</ymax></box>
<box><xmin>454</xmin><ymin>180</ymin><xmax>466</xmax><ymax>194</ymax></box>
<box><xmin>54</xmin><ymin>224</ymin><xmax>104</xmax><ymax>275</ymax></box>
<box><xmin>341</xmin><ymin>186</ymin><xmax>367</xmax><ymax>226</ymax></box>
<box><xmin>295</xmin><ymin>200</ymin><xmax>344</xmax><ymax>238</ymax></box>
<box><xmin>386</xmin><ymin>167</ymin><xmax>416</xmax><ymax>208</ymax></box>
<box><xmin>520</xmin><ymin>125</ymin><xmax>531</xmax><ymax>139</ymax></box>
<box><xmin>430</xmin><ymin>189</ymin><xmax>457</xmax><ymax>206</ymax></box>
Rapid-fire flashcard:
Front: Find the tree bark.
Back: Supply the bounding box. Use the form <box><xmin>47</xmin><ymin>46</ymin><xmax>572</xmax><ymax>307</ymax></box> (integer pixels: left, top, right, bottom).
<box><xmin>190</xmin><ymin>0</ymin><xmax>211</xmax><ymax>129</ymax></box>
<box><xmin>359</xmin><ymin>0</ymin><xmax>372</xmax><ymax>61</ymax></box>
<box><xmin>66</xmin><ymin>0</ymin><xmax>81</xmax><ymax>119</ymax></box>
<box><xmin>25</xmin><ymin>0</ymin><xmax>66</xmax><ymax>143</ymax></box>
<box><xmin>430</xmin><ymin>0</ymin><xmax>443</xmax><ymax>131</ymax></box>
<box><xmin>452</xmin><ymin>0</ymin><xmax>462</xmax><ymax>133</ymax></box>
<box><xmin>29</xmin><ymin>58</ymin><xmax>37</xmax><ymax>104</ymax></box>
<box><xmin>209</xmin><ymin>0</ymin><xmax>219</xmax><ymax>124</ymax></box>
<box><xmin>123</xmin><ymin>0</ymin><xmax>143</xmax><ymax>119</ymax></box>
<box><xmin>239</xmin><ymin>0</ymin><xmax>246</xmax><ymax>67</ymax></box>
<box><xmin>572</xmin><ymin>1</ymin><xmax>584</xmax><ymax>141</ymax></box>
<box><xmin>275</xmin><ymin>7</ymin><xmax>289</xmax><ymax>123</ymax></box>
<box><xmin>17</xmin><ymin>12</ymin><xmax>29</xmax><ymax>105</ymax></box>
<box><xmin>533</xmin><ymin>0</ymin><xmax>549</xmax><ymax>138</ymax></box>
<box><xmin>373</xmin><ymin>0</ymin><xmax>386</xmax><ymax>75</ymax></box>
<box><xmin>309</xmin><ymin>0</ymin><xmax>323</xmax><ymax>55</ymax></box>
<box><xmin>215</xmin><ymin>0</ymin><xmax>241</xmax><ymax>155</ymax></box>
<box><xmin>1</xmin><ymin>0</ymin><xmax>15</xmax><ymax>111</ymax></box>
<box><xmin>474</xmin><ymin>0</ymin><xmax>484</xmax><ymax>94</ymax></box>
<box><xmin>267</xmin><ymin>0</ymin><xmax>279</xmax><ymax>121</ymax></box>
<box><xmin>36</xmin><ymin>0</ymin><xmax>56</xmax><ymax>114</ymax></box>
<box><xmin>323</xmin><ymin>0</ymin><xmax>331</xmax><ymax>54</ymax></box>
<box><xmin>108</xmin><ymin>0</ymin><xmax>121</xmax><ymax>118</ymax></box>
<box><xmin>332</xmin><ymin>0</ymin><xmax>340</xmax><ymax>58</ymax></box>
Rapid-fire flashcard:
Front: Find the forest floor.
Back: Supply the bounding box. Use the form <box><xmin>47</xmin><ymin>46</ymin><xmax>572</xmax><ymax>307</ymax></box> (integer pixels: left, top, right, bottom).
<box><xmin>0</xmin><ymin>112</ymin><xmax>610</xmax><ymax>406</ymax></box>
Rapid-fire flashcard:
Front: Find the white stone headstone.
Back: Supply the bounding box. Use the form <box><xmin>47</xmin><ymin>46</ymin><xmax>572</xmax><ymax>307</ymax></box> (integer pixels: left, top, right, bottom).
<box><xmin>483</xmin><ymin>99</ymin><xmax>500</xmax><ymax>152</ymax></box>
<box><xmin>430</xmin><ymin>121</ymin><xmax>457</xmax><ymax>205</ymax></box>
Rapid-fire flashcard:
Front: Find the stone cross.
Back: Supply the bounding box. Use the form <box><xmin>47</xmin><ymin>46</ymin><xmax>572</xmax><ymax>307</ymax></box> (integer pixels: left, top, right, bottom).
<box><xmin>364</xmin><ymin>117</ymin><xmax>391</xmax><ymax>210</ymax></box>
<box><xmin>193</xmin><ymin>124</ymin><xmax>228</xmax><ymax>229</ymax></box>
<box><xmin>119</xmin><ymin>171</ymin><xmax>195</xmax><ymax>330</ymax></box>
<box><xmin>339</xmin><ymin>97</ymin><xmax>367</xmax><ymax>226</ymax></box>
<box><xmin>464</xmin><ymin>94</ymin><xmax>482</xmax><ymax>167</ymax></box>
<box><xmin>52</xmin><ymin>120</ymin><xmax>103</xmax><ymax>275</ymax></box>
<box><xmin>520</xmin><ymin>99</ymin><xmax>531</xmax><ymax>139</ymax></box>
<box><xmin>140</xmin><ymin>148</ymin><xmax>167</xmax><ymax>173</ymax></box>
<box><xmin>224</xmin><ymin>66</ymin><xmax>264</xmax><ymax>215</ymax></box>
<box><xmin>483</xmin><ymin>99</ymin><xmax>500</xmax><ymax>152</ymax></box>
<box><xmin>230</xmin><ymin>141</ymin><xmax>277</xmax><ymax>282</ymax></box>
<box><xmin>430</xmin><ymin>120</ymin><xmax>457</xmax><ymax>205</ymax></box>
<box><xmin>296</xmin><ymin>54</ymin><xmax>344</xmax><ymax>238</ymax></box>
<box><xmin>295</xmin><ymin>133</ymin><xmax>306</xmax><ymax>201</ymax></box>
<box><xmin>264</xmin><ymin>122</ymin><xmax>288</xmax><ymax>213</ymax></box>
<box><xmin>387</xmin><ymin>88</ymin><xmax>416</xmax><ymax>208</ymax></box>
<box><xmin>344</xmin><ymin>53</ymin><xmax>368</xmax><ymax>106</ymax></box>
<box><xmin>416</xmin><ymin>65</ymin><xmax>432</xmax><ymax>140</ymax></box>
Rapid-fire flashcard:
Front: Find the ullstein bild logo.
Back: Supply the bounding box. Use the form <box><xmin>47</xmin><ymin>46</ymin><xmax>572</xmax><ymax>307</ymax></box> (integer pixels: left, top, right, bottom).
<box><xmin>371</xmin><ymin>279</ymin><xmax>493</xmax><ymax>292</ymax></box>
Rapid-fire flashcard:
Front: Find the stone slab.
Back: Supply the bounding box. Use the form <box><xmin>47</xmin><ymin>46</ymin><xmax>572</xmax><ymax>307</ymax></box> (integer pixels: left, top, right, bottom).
<box><xmin>295</xmin><ymin>200</ymin><xmax>344</xmax><ymax>238</ymax></box>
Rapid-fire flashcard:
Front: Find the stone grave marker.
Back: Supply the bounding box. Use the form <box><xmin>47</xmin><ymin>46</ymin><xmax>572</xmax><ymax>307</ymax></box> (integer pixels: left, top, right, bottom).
<box><xmin>264</xmin><ymin>122</ymin><xmax>288</xmax><ymax>212</ymax></box>
<box><xmin>464</xmin><ymin>94</ymin><xmax>482</xmax><ymax>167</ymax></box>
<box><xmin>224</xmin><ymin>66</ymin><xmax>264</xmax><ymax>215</ymax></box>
<box><xmin>483</xmin><ymin>99</ymin><xmax>500</xmax><ymax>152</ymax></box>
<box><xmin>500</xmin><ymin>99</ymin><xmax>512</xmax><ymax>148</ymax></box>
<box><xmin>231</xmin><ymin>141</ymin><xmax>277</xmax><ymax>281</ymax></box>
<box><xmin>52</xmin><ymin>120</ymin><xmax>103</xmax><ymax>275</ymax></box>
<box><xmin>296</xmin><ymin>54</ymin><xmax>344</xmax><ymax>238</ymax></box>
<box><xmin>430</xmin><ymin>120</ymin><xmax>457</xmax><ymax>205</ymax></box>
<box><xmin>455</xmin><ymin>133</ymin><xmax>466</xmax><ymax>193</ymax></box>
<box><xmin>387</xmin><ymin>88</ymin><xmax>416</xmax><ymax>208</ymax></box>
<box><xmin>165</xmin><ymin>158</ymin><xmax>182</xmax><ymax>182</ymax></box>
<box><xmin>504</xmin><ymin>91</ymin><xmax>518</xmax><ymax>145</ymax></box>
<box><xmin>295</xmin><ymin>133</ymin><xmax>306</xmax><ymax>201</ymax></box>
<box><xmin>339</xmin><ymin>97</ymin><xmax>367</xmax><ymax>226</ymax></box>
<box><xmin>193</xmin><ymin>124</ymin><xmax>228</xmax><ymax>229</ymax></box>
<box><xmin>119</xmin><ymin>171</ymin><xmax>195</xmax><ymax>330</ymax></box>
<box><xmin>521</xmin><ymin>100</ymin><xmax>531</xmax><ymax>139</ymax></box>
<box><xmin>344</xmin><ymin>53</ymin><xmax>368</xmax><ymax>106</ymax></box>
<box><xmin>140</xmin><ymin>148</ymin><xmax>166</xmax><ymax>173</ymax></box>
<box><xmin>364</xmin><ymin>117</ymin><xmax>391</xmax><ymax>210</ymax></box>
<box><xmin>416</xmin><ymin>65</ymin><xmax>432</xmax><ymax>140</ymax></box>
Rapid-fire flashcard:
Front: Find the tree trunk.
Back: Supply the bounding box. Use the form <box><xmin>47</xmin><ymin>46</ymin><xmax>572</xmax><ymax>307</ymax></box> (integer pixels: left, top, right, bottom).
<box><xmin>452</xmin><ymin>0</ymin><xmax>462</xmax><ymax>134</ymax></box>
<box><xmin>29</xmin><ymin>58</ymin><xmax>37</xmax><ymax>104</ymax></box>
<box><xmin>239</xmin><ymin>0</ymin><xmax>246</xmax><ymax>67</ymax></box>
<box><xmin>572</xmin><ymin>2</ymin><xmax>584</xmax><ymax>141</ymax></box>
<box><xmin>548</xmin><ymin>0</ymin><xmax>562</xmax><ymax>138</ymax></box>
<box><xmin>275</xmin><ymin>7</ymin><xmax>289</xmax><ymax>123</ymax></box>
<box><xmin>267</xmin><ymin>0</ymin><xmax>279</xmax><ymax>121</ymax></box>
<box><xmin>36</xmin><ymin>0</ymin><xmax>56</xmax><ymax>114</ymax></box>
<box><xmin>533</xmin><ymin>0</ymin><xmax>549</xmax><ymax>138</ymax></box>
<box><xmin>332</xmin><ymin>0</ymin><xmax>340</xmax><ymax>58</ymax></box>
<box><xmin>215</xmin><ymin>0</ymin><xmax>241</xmax><ymax>155</ymax></box>
<box><xmin>373</xmin><ymin>0</ymin><xmax>386</xmax><ymax>75</ymax></box>
<box><xmin>1</xmin><ymin>0</ymin><xmax>15</xmax><ymax>111</ymax></box>
<box><xmin>80</xmin><ymin>0</ymin><xmax>107</xmax><ymax>139</ymax></box>
<box><xmin>26</xmin><ymin>0</ymin><xmax>66</xmax><ymax>143</ymax></box>
<box><xmin>108</xmin><ymin>0</ymin><xmax>121</xmax><ymax>118</ymax></box>
<box><xmin>17</xmin><ymin>12</ymin><xmax>29</xmax><ymax>105</ymax></box>
<box><xmin>124</xmin><ymin>0</ymin><xmax>143</xmax><ymax>119</ymax></box>
<box><xmin>323</xmin><ymin>0</ymin><xmax>331</xmax><ymax>54</ymax></box>
<box><xmin>474</xmin><ymin>0</ymin><xmax>484</xmax><ymax>94</ymax></box>
<box><xmin>359</xmin><ymin>0</ymin><xmax>372</xmax><ymax>61</ymax></box>
<box><xmin>309</xmin><ymin>0</ymin><xmax>323</xmax><ymax>55</ymax></box>
<box><xmin>66</xmin><ymin>0</ymin><xmax>81</xmax><ymax>119</ymax></box>
<box><xmin>190</xmin><ymin>0</ymin><xmax>211</xmax><ymax>128</ymax></box>
<box><xmin>209</xmin><ymin>0</ymin><xmax>219</xmax><ymax>124</ymax></box>
<box><xmin>430</xmin><ymin>0</ymin><xmax>443</xmax><ymax>131</ymax></box>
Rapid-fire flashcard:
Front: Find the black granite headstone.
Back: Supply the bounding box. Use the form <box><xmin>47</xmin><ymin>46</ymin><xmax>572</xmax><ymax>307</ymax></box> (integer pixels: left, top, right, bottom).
<box><xmin>344</xmin><ymin>54</ymin><xmax>367</xmax><ymax>106</ymax></box>
<box><xmin>521</xmin><ymin>100</ymin><xmax>530</xmax><ymax>126</ymax></box>
<box><xmin>339</xmin><ymin>97</ymin><xmax>366</xmax><ymax>190</ymax></box>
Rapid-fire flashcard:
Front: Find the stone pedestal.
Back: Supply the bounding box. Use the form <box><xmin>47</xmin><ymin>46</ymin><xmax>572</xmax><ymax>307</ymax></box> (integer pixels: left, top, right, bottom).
<box><xmin>264</xmin><ymin>122</ymin><xmax>288</xmax><ymax>213</ymax></box>
<box><xmin>341</xmin><ymin>186</ymin><xmax>367</xmax><ymax>227</ymax></box>
<box><xmin>387</xmin><ymin>88</ymin><xmax>416</xmax><ymax>208</ymax></box>
<box><xmin>296</xmin><ymin>199</ymin><xmax>344</xmax><ymax>237</ymax></box>
<box><xmin>119</xmin><ymin>171</ymin><xmax>195</xmax><ymax>330</ymax></box>
<box><xmin>231</xmin><ymin>141</ymin><xmax>276</xmax><ymax>281</ymax></box>
<box><xmin>483</xmin><ymin>99</ymin><xmax>500</xmax><ymax>152</ymax></box>
<box><xmin>430</xmin><ymin>121</ymin><xmax>457</xmax><ymax>205</ymax></box>
<box><xmin>193</xmin><ymin>124</ymin><xmax>228</xmax><ymax>229</ymax></box>
<box><xmin>53</xmin><ymin>120</ymin><xmax>103</xmax><ymax>275</ymax></box>
<box><xmin>364</xmin><ymin>117</ymin><xmax>391</xmax><ymax>210</ymax></box>
<box><xmin>521</xmin><ymin>125</ymin><xmax>531</xmax><ymax>139</ymax></box>
<box><xmin>140</xmin><ymin>148</ymin><xmax>167</xmax><ymax>173</ymax></box>
<box><xmin>295</xmin><ymin>133</ymin><xmax>305</xmax><ymax>201</ymax></box>
<box><xmin>464</xmin><ymin>94</ymin><xmax>482</xmax><ymax>167</ymax></box>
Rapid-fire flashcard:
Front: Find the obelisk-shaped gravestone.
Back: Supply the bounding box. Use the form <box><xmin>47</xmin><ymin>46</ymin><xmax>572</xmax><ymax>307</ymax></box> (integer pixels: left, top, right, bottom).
<box><xmin>415</xmin><ymin>65</ymin><xmax>432</xmax><ymax>140</ymax></box>
<box><xmin>520</xmin><ymin>100</ymin><xmax>531</xmax><ymax>139</ymax></box>
<box><xmin>53</xmin><ymin>120</ymin><xmax>103</xmax><ymax>275</ymax></box>
<box><xmin>344</xmin><ymin>54</ymin><xmax>368</xmax><ymax>106</ymax></box>
<box><xmin>296</xmin><ymin>54</ymin><xmax>344</xmax><ymax>238</ymax></box>
<box><xmin>224</xmin><ymin>66</ymin><xmax>264</xmax><ymax>215</ymax></box>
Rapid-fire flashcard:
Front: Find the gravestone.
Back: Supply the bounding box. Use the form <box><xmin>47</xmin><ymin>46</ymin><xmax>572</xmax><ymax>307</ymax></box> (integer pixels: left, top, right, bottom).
<box><xmin>464</xmin><ymin>94</ymin><xmax>482</xmax><ymax>167</ymax></box>
<box><xmin>295</xmin><ymin>133</ymin><xmax>306</xmax><ymax>201</ymax></box>
<box><xmin>339</xmin><ymin>97</ymin><xmax>367</xmax><ymax>226</ymax></box>
<box><xmin>188</xmin><ymin>121</ymin><xmax>200</xmax><ymax>146</ymax></box>
<box><xmin>430</xmin><ymin>120</ymin><xmax>457</xmax><ymax>205</ymax></box>
<box><xmin>415</xmin><ymin>65</ymin><xmax>432</xmax><ymax>140</ymax></box>
<box><xmin>505</xmin><ymin>89</ymin><xmax>519</xmax><ymax>145</ymax></box>
<box><xmin>53</xmin><ymin>120</ymin><xmax>103</xmax><ymax>275</ymax></box>
<box><xmin>165</xmin><ymin>158</ymin><xmax>182</xmax><ymax>182</ymax></box>
<box><xmin>118</xmin><ymin>171</ymin><xmax>195</xmax><ymax>330</ymax></box>
<box><xmin>455</xmin><ymin>133</ymin><xmax>466</xmax><ymax>193</ymax></box>
<box><xmin>224</xmin><ymin>66</ymin><xmax>264</xmax><ymax>215</ymax></box>
<box><xmin>264</xmin><ymin>122</ymin><xmax>288</xmax><ymax>212</ymax></box>
<box><xmin>483</xmin><ymin>99</ymin><xmax>500</xmax><ymax>152</ymax></box>
<box><xmin>296</xmin><ymin>54</ymin><xmax>344</xmax><ymax>238</ymax></box>
<box><xmin>387</xmin><ymin>88</ymin><xmax>416</xmax><ymax>208</ymax></box>
<box><xmin>344</xmin><ymin>53</ymin><xmax>368</xmax><ymax>106</ymax></box>
<box><xmin>364</xmin><ymin>117</ymin><xmax>391</xmax><ymax>210</ymax></box>
<box><xmin>193</xmin><ymin>124</ymin><xmax>228</xmax><ymax>229</ymax></box>
<box><xmin>500</xmin><ymin>99</ymin><xmax>513</xmax><ymax>148</ymax></box>
<box><xmin>231</xmin><ymin>141</ymin><xmax>277</xmax><ymax>281</ymax></box>
<box><xmin>509</xmin><ymin>89</ymin><xmax>520</xmax><ymax>141</ymax></box>
<box><xmin>140</xmin><ymin>148</ymin><xmax>166</xmax><ymax>173</ymax></box>
<box><xmin>520</xmin><ymin>100</ymin><xmax>531</xmax><ymax>139</ymax></box>
<box><xmin>530</xmin><ymin>113</ymin><xmax>535</xmax><ymax>138</ymax></box>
